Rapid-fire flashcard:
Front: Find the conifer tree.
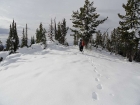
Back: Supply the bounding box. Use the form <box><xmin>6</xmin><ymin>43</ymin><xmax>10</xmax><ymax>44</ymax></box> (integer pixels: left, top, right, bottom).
<box><xmin>106</xmin><ymin>33</ymin><xmax>111</xmax><ymax>52</ymax></box>
<box><xmin>48</xmin><ymin>19</ymin><xmax>54</xmax><ymax>42</ymax></box>
<box><xmin>36</xmin><ymin>23</ymin><xmax>47</xmax><ymax>49</ymax></box>
<box><xmin>21</xmin><ymin>28</ymin><xmax>26</xmax><ymax>48</ymax></box>
<box><xmin>95</xmin><ymin>30</ymin><xmax>102</xmax><ymax>49</ymax></box>
<box><xmin>54</xmin><ymin>19</ymin><xmax>58</xmax><ymax>41</ymax></box>
<box><xmin>36</xmin><ymin>28</ymin><xmax>40</xmax><ymax>43</ymax></box>
<box><xmin>6</xmin><ymin>25</ymin><xmax>12</xmax><ymax>51</ymax></box>
<box><xmin>60</xmin><ymin>18</ymin><xmax>69</xmax><ymax>45</ymax></box>
<box><xmin>0</xmin><ymin>40</ymin><xmax>4</xmax><ymax>51</ymax></box>
<box><xmin>57</xmin><ymin>22</ymin><xmax>62</xmax><ymax>43</ymax></box>
<box><xmin>25</xmin><ymin>24</ymin><xmax>28</xmax><ymax>47</ymax></box>
<box><xmin>6</xmin><ymin>20</ymin><xmax>19</xmax><ymax>53</ymax></box>
<box><xmin>71</xmin><ymin>0</ymin><xmax>108</xmax><ymax>48</ymax></box>
<box><xmin>30</xmin><ymin>36</ymin><xmax>35</xmax><ymax>46</ymax></box>
<box><xmin>118</xmin><ymin>0</ymin><xmax>140</xmax><ymax>62</ymax></box>
<box><xmin>32</xmin><ymin>36</ymin><xmax>35</xmax><ymax>44</ymax></box>
<box><xmin>30</xmin><ymin>37</ymin><xmax>33</xmax><ymax>46</ymax></box>
<box><xmin>41</xmin><ymin>29</ymin><xmax>47</xmax><ymax>49</ymax></box>
<box><xmin>13</xmin><ymin>22</ymin><xmax>19</xmax><ymax>52</ymax></box>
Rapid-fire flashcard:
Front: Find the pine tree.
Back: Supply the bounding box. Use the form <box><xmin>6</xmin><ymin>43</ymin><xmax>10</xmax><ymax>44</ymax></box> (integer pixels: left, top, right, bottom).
<box><xmin>6</xmin><ymin>25</ymin><xmax>12</xmax><ymax>51</ymax></box>
<box><xmin>13</xmin><ymin>22</ymin><xmax>19</xmax><ymax>52</ymax></box>
<box><xmin>57</xmin><ymin>22</ymin><xmax>62</xmax><ymax>43</ymax></box>
<box><xmin>71</xmin><ymin>0</ymin><xmax>108</xmax><ymax>48</ymax></box>
<box><xmin>30</xmin><ymin>37</ymin><xmax>33</xmax><ymax>46</ymax></box>
<box><xmin>110</xmin><ymin>28</ymin><xmax>121</xmax><ymax>55</ymax></box>
<box><xmin>36</xmin><ymin>23</ymin><xmax>47</xmax><ymax>48</ymax></box>
<box><xmin>106</xmin><ymin>33</ymin><xmax>111</xmax><ymax>52</ymax></box>
<box><xmin>36</xmin><ymin>28</ymin><xmax>40</xmax><ymax>43</ymax></box>
<box><xmin>32</xmin><ymin>36</ymin><xmax>35</xmax><ymax>44</ymax></box>
<box><xmin>0</xmin><ymin>40</ymin><xmax>4</xmax><ymax>51</ymax></box>
<box><xmin>25</xmin><ymin>24</ymin><xmax>28</xmax><ymax>47</ymax></box>
<box><xmin>60</xmin><ymin>18</ymin><xmax>69</xmax><ymax>45</ymax></box>
<box><xmin>6</xmin><ymin>20</ymin><xmax>19</xmax><ymax>53</ymax></box>
<box><xmin>42</xmin><ymin>30</ymin><xmax>47</xmax><ymax>49</ymax></box>
<box><xmin>30</xmin><ymin>36</ymin><xmax>35</xmax><ymax>46</ymax></box>
<box><xmin>21</xmin><ymin>28</ymin><xmax>26</xmax><ymax>48</ymax></box>
<box><xmin>54</xmin><ymin>18</ymin><xmax>58</xmax><ymax>41</ymax></box>
<box><xmin>48</xmin><ymin>19</ymin><xmax>54</xmax><ymax>42</ymax></box>
<box><xmin>118</xmin><ymin>0</ymin><xmax>140</xmax><ymax>62</ymax></box>
<box><xmin>95</xmin><ymin>30</ymin><xmax>102</xmax><ymax>49</ymax></box>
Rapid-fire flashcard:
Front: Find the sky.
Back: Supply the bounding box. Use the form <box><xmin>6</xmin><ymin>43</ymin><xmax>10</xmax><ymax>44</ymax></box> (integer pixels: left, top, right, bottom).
<box><xmin>0</xmin><ymin>0</ymin><xmax>127</xmax><ymax>44</ymax></box>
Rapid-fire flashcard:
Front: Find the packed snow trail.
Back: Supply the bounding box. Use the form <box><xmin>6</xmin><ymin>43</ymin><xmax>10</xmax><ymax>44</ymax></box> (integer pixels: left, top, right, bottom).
<box><xmin>0</xmin><ymin>43</ymin><xmax>140</xmax><ymax>105</ymax></box>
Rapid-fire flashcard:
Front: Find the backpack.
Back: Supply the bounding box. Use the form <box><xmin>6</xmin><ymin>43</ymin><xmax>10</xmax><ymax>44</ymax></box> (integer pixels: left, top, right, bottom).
<box><xmin>82</xmin><ymin>41</ymin><xmax>85</xmax><ymax>46</ymax></box>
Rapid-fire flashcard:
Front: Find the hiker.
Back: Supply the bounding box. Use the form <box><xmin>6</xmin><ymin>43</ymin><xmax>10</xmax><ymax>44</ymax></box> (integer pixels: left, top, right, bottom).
<box><xmin>79</xmin><ymin>39</ymin><xmax>85</xmax><ymax>52</ymax></box>
<box><xmin>0</xmin><ymin>57</ymin><xmax>3</xmax><ymax>62</ymax></box>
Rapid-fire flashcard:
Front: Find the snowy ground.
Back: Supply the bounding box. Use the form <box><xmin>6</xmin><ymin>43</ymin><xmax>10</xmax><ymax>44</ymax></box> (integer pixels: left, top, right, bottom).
<box><xmin>0</xmin><ymin>42</ymin><xmax>140</xmax><ymax>105</ymax></box>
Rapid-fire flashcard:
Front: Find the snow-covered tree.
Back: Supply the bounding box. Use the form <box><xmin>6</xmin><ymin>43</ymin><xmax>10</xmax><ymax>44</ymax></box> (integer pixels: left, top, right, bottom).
<box><xmin>71</xmin><ymin>0</ymin><xmax>108</xmax><ymax>48</ymax></box>
<box><xmin>30</xmin><ymin>36</ymin><xmax>35</xmax><ymax>46</ymax></box>
<box><xmin>118</xmin><ymin>0</ymin><xmax>140</xmax><ymax>62</ymax></box>
<box><xmin>25</xmin><ymin>24</ymin><xmax>28</xmax><ymax>47</ymax></box>
<box><xmin>36</xmin><ymin>23</ymin><xmax>47</xmax><ymax>49</ymax></box>
<box><xmin>48</xmin><ymin>19</ymin><xmax>54</xmax><ymax>42</ymax></box>
<box><xmin>60</xmin><ymin>18</ymin><xmax>69</xmax><ymax>45</ymax></box>
<box><xmin>21</xmin><ymin>28</ymin><xmax>26</xmax><ymax>48</ymax></box>
<box><xmin>6</xmin><ymin>20</ymin><xmax>19</xmax><ymax>53</ymax></box>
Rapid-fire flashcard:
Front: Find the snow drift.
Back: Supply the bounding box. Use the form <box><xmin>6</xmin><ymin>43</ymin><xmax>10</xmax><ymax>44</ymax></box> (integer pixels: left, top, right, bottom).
<box><xmin>0</xmin><ymin>42</ymin><xmax>140</xmax><ymax>105</ymax></box>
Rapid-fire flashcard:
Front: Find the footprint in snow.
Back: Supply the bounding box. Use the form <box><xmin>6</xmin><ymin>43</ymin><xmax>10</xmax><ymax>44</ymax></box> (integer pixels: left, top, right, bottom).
<box><xmin>110</xmin><ymin>93</ymin><xmax>114</xmax><ymax>96</ymax></box>
<box><xmin>91</xmin><ymin>60</ymin><xmax>94</xmax><ymax>64</ymax></box>
<box><xmin>34</xmin><ymin>72</ymin><xmax>42</xmax><ymax>77</ymax></box>
<box><xmin>106</xmin><ymin>77</ymin><xmax>110</xmax><ymax>79</ymax></box>
<box><xmin>97</xmin><ymin>74</ymin><xmax>101</xmax><ymax>77</ymax></box>
<box><xmin>2</xmin><ymin>67</ymin><xmax>8</xmax><ymax>70</ymax></box>
<box><xmin>94</xmin><ymin>70</ymin><xmax>98</xmax><ymax>73</ymax></box>
<box><xmin>92</xmin><ymin>92</ymin><xmax>98</xmax><ymax>100</ymax></box>
<box><xmin>97</xmin><ymin>84</ymin><xmax>103</xmax><ymax>90</ymax></box>
<box><xmin>95</xmin><ymin>78</ymin><xmax>99</xmax><ymax>82</ymax></box>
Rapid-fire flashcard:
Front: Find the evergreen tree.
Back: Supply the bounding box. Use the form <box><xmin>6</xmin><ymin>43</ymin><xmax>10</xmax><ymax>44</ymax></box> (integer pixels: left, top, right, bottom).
<box><xmin>54</xmin><ymin>19</ymin><xmax>69</xmax><ymax>45</ymax></box>
<box><xmin>6</xmin><ymin>20</ymin><xmax>19</xmax><ymax>53</ymax></box>
<box><xmin>36</xmin><ymin>28</ymin><xmax>40</xmax><ymax>43</ymax></box>
<box><xmin>30</xmin><ymin>36</ymin><xmax>35</xmax><ymax>46</ymax></box>
<box><xmin>0</xmin><ymin>40</ymin><xmax>4</xmax><ymax>51</ymax></box>
<box><xmin>106</xmin><ymin>33</ymin><xmax>111</xmax><ymax>52</ymax></box>
<box><xmin>25</xmin><ymin>24</ymin><xmax>28</xmax><ymax>47</ymax></box>
<box><xmin>30</xmin><ymin>37</ymin><xmax>33</xmax><ymax>46</ymax></box>
<box><xmin>32</xmin><ymin>36</ymin><xmax>35</xmax><ymax>45</ymax></box>
<box><xmin>13</xmin><ymin>22</ymin><xmax>19</xmax><ymax>52</ymax></box>
<box><xmin>118</xmin><ymin>0</ymin><xmax>140</xmax><ymax>62</ymax></box>
<box><xmin>48</xmin><ymin>19</ymin><xmax>54</xmax><ymax>42</ymax></box>
<box><xmin>21</xmin><ymin>28</ymin><xmax>26</xmax><ymax>48</ymax></box>
<box><xmin>95</xmin><ymin>30</ymin><xmax>102</xmax><ymax>49</ymax></box>
<box><xmin>71</xmin><ymin>0</ymin><xmax>108</xmax><ymax>48</ymax></box>
<box><xmin>71</xmin><ymin>30</ymin><xmax>80</xmax><ymax>45</ymax></box>
<box><xmin>6</xmin><ymin>25</ymin><xmax>12</xmax><ymax>51</ymax></box>
<box><xmin>57</xmin><ymin>22</ymin><xmax>62</xmax><ymax>43</ymax></box>
<box><xmin>54</xmin><ymin>18</ymin><xmax>58</xmax><ymax>41</ymax></box>
<box><xmin>42</xmin><ymin>30</ymin><xmax>47</xmax><ymax>49</ymax></box>
<box><xmin>60</xmin><ymin>18</ymin><xmax>69</xmax><ymax>45</ymax></box>
<box><xmin>36</xmin><ymin>23</ymin><xmax>47</xmax><ymax>49</ymax></box>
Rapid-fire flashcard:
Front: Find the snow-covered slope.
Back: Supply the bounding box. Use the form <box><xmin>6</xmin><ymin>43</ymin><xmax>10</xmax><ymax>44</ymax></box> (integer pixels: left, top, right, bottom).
<box><xmin>0</xmin><ymin>42</ymin><xmax>140</xmax><ymax>105</ymax></box>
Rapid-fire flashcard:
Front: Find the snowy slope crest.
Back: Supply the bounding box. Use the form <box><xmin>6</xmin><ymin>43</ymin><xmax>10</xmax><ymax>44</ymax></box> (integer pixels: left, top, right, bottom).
<box><xmin>0</xmin><ymin>41</ymin><xmax>140</xmax><ymax>105</ymax></box>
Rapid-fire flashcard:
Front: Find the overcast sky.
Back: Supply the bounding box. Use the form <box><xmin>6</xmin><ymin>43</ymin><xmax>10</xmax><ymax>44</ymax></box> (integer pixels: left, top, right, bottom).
<box><xmin>0</xmin><ymin>0</ymin><xmax>127</xmax><ymax>44</ymax></box>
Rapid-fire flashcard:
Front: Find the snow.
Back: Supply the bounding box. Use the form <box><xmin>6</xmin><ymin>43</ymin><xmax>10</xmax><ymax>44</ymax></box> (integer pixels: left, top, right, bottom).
<box><xmin>0</xmin><ymin>51</ymin><xmax>9</xmax><ymax>60</ymax></box>
<box><xmin>127</xmin><ymin>28</ymin><xmax>135</xmax><ymax>33</ymax></box>
<box><xmin>0</xmin><ymin>42</ymin><xmax>140</xmax><ymax>105</ymax></box>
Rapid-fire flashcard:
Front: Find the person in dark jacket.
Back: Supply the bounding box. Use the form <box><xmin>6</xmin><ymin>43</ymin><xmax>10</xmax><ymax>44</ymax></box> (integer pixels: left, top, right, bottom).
<box><xmin>0</xmin><ymin>57</ymin><xmax>3</xmax><ymax>62</ymax></box>
<box><xmin>79</xmin><ymin>39</ymin><xmax>85</xmax><ymax>52</ymax></box>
